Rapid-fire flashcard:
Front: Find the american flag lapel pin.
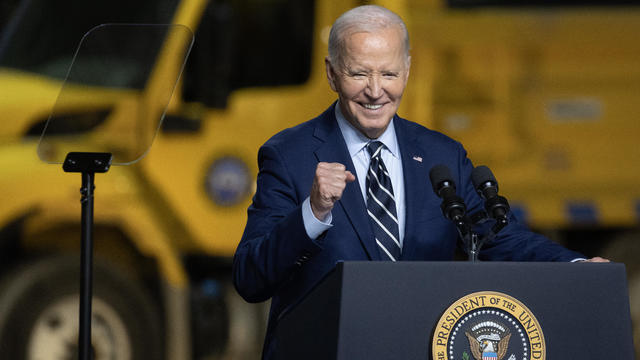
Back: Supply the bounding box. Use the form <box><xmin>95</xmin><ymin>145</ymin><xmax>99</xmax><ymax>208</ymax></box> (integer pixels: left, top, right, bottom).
<box><xmin>412</xmin><ymin>155</ymin><xmax>423</xmax><ymax>162</ymax></box>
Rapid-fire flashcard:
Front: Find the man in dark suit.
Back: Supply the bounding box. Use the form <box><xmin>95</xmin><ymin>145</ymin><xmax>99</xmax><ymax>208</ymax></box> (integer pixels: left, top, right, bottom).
<box><xmin>233</xmin><ymin>5</ymin><xmax>607</xmax><ymax>358</ymax></box>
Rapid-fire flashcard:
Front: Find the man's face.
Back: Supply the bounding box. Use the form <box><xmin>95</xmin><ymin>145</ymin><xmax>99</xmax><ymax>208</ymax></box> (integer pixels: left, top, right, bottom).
<box><xmin>326</xmin><ymin>26</ymin><xmax>410</xmax><ymax>139</ymax></box>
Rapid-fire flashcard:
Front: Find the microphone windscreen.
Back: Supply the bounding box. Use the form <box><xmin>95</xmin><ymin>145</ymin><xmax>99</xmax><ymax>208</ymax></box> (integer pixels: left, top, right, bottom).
<box><xmin>471</xmin><ymin>165</ymin><xmax>497</xmax><ymax>190</ymax></box>
<box><xmin>429</xmin><ymin>164</ymin><xmax>454</xmax><ymax>194</ymax></box>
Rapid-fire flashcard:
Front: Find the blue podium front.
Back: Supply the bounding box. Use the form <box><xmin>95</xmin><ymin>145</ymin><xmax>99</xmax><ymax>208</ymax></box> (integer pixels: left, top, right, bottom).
<box><xmin>276</xmin><ymin>261</ymin><xmax>634</xmax><ymax>359</ymax></box>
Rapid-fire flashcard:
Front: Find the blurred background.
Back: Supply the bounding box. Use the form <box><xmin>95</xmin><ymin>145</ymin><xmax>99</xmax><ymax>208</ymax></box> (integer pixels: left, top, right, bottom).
<box><xmin>1</xmin><ymin>0</ymin><xmax>639</xmax><ymax>358</ymax></box>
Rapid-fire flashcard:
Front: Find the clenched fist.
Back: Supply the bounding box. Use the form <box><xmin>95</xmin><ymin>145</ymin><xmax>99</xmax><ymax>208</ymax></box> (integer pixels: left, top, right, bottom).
<box><xmin>310</xmin><ymin>162</ymin><xmax>356</xmax><ymax>220</ymax></box>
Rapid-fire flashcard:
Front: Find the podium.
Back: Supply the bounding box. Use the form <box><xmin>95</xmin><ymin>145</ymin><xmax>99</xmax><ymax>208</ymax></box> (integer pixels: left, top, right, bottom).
<box><xmin>276</xmin><ymin>262</ymin><xmax>634</xmax><ymax>359</ymax></box>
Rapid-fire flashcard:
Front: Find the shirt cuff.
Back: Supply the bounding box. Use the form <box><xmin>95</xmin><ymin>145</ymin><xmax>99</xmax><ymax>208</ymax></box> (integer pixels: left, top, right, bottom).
<box><xmin>571</xmin><ymin>258</ymin><xmax>587</xmax><ymax>262</ymax></box>
<box><xmin>302</xmin><ymin>196</ymin><xmax>332</xmax><ymax>239</ymax></box>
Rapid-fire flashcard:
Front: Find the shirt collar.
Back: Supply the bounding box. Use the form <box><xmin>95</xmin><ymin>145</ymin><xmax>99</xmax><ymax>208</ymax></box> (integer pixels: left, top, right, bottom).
<box><xmin>334</xmin><ymin>101</ymin><xmax>399</xmax><ymax>159</ymax></box>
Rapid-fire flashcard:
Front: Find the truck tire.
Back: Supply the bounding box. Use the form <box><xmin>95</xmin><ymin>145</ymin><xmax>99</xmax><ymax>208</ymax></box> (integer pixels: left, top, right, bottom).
<box><xmin>0</xmin><ymin>255</ymin><xmax>164</xmax><ymax>360</ymax></box>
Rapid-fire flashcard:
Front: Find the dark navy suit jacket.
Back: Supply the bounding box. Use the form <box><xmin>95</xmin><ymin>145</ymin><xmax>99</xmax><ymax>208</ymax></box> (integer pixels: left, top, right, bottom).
<box><xmin>232</xmin><ymin>103</ymin><xmax>583</xmax><ymax>358</ymax></box>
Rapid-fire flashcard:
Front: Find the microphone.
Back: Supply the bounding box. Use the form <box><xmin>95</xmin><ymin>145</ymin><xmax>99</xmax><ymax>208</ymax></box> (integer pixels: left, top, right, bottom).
<box><xmin>429</xmin><ymin>164</ymin><xmax>467</xmax><ymax>222</ymax></box>
<box><xmin>471</xmin><ymin>165</ymin><xmax>510</xmax><ymax>224</ymax></box>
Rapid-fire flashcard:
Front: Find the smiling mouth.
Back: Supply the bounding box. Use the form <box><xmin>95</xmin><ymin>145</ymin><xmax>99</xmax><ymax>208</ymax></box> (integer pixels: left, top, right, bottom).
<box><xmin>362</xmin><ymin>103</ymin><xmax>383</xmax><ymax>110</ymax></box>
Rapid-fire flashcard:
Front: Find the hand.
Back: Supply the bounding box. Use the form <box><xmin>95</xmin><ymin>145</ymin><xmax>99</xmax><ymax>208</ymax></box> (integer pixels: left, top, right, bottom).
<box><xmin>583</xmin><ymin>256</ymin><xmax>610</xmax><ymax>263</ymax></box>
<box><xmin>310</xmin><ymin>162</ymin><xmax>356</xmax><ymax>220</ymax></box>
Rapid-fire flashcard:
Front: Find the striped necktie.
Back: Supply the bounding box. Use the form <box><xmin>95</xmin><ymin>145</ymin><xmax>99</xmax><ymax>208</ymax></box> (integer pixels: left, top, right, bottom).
<box><xmin>366</xmin><ymin>141</ymin><xmax>401</xmax><ymax>261</ymax></box>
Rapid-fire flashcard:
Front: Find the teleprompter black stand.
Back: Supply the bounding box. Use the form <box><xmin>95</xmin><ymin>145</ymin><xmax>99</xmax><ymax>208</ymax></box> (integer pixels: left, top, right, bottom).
<box><xmin>276</xmin><ymin>261</ymin><xmax>635</xmax><ymax>359</ymax></box>
<box><xmin>63</xmin><ymin>152</ymin><xmax>113</xmax><ymax>360</ymax></box>
<box><xmin>36</xmin><ymin>23</ymin><xmax>193</xmax><ymax>360</ymax></box>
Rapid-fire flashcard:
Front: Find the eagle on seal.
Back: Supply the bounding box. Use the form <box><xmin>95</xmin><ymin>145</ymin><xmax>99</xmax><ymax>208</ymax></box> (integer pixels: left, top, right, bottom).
<box><xmin>465</xmin><ymin>331</ymin><xmax>511</xmax><ymax>360</ymax></box>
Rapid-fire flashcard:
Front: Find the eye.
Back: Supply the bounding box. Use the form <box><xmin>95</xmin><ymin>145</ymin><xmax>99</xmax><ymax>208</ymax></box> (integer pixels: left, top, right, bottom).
<box><xmin>383</xmin><ymin>72</ymin><xmax>399</xmax><ymax>79</ymax></box>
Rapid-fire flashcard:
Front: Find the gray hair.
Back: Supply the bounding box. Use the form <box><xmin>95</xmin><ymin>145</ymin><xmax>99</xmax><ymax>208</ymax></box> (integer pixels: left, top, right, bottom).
<box><xmin>328</xmin><ymin>5</ymin><xmax>410</xmax><ymax>67</ymax></box>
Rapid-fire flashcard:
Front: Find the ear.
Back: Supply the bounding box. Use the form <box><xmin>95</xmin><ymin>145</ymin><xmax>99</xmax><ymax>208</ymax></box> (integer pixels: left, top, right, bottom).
<box><xmin>404</xmin><ymin>55</ymin><xmax>412</xmax><ymax>83</ymax></box>
<box><xmin>325</xmin><ymin>57</ymin><xmax>338</xmax><ymax>92</ymax></box>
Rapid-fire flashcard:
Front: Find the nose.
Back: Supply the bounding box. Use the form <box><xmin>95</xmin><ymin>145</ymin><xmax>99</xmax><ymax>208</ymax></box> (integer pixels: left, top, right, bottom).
<box><xmin>364</xmin><ymin>74</ymin><xmax>383</xmax><ymax>98</ymax></box>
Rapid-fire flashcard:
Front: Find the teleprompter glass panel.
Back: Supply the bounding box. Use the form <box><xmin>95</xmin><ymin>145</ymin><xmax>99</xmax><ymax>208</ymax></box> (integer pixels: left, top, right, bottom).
<box><xmin>37</xmin><ymin>23</ymin><xmax>193</xmax><ymax>165</ymax></box>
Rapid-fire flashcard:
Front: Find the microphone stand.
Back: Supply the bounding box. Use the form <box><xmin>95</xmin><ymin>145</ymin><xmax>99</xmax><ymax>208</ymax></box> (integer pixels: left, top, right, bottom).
<box><xmin>449</xmin><ymin>215</ymin><xmax>480</xmax><ymax>262</ymax></box>
<box><xmin>458</xmin><ymin>211</ymin><xmax>509</xmax><ymax>262</ymax></box>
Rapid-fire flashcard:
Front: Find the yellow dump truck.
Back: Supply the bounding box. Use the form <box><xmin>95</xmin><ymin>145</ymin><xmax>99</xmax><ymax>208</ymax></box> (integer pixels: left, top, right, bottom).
<box><xmin>1</xmin><ymin>0</ymin><xmax>639</xmax><ymax>358</ymax></box>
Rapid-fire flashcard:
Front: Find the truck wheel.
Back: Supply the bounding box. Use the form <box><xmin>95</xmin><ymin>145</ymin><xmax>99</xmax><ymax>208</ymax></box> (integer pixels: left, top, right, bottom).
<box><xmin>0</xmin><ymin>255</ymin><xmax>163</xmax><ymax>360</ymax></box>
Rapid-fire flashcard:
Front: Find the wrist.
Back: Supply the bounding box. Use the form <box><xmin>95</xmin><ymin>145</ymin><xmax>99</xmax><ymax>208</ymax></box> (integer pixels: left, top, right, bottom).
<box><xmin>310</xmin><ymin>201</ymin><xmax>331</xmax><ymax>222</ymax></box>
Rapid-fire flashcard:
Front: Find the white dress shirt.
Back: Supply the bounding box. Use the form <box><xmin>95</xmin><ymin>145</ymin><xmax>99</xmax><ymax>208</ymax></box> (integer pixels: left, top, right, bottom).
<box><xmin>302</xmin><ymin>104</ymin><xmax>406</xmax><ymax>248</ymax></box>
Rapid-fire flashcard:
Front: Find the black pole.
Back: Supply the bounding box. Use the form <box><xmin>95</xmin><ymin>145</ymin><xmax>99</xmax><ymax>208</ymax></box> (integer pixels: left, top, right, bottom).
<box><xmin>468</xmin><ymin>233</ymin><xmax>478</xmax><ymax>262</ymax></box>
<box><xmin>63</xmin><ymin>152</ymin><xmax>112</xmax><ymax>360</ymax></box>
<box><xmin>79</xmin><ymin>171</ymin><xmax>95</xmax><ymax>360</ymax></box>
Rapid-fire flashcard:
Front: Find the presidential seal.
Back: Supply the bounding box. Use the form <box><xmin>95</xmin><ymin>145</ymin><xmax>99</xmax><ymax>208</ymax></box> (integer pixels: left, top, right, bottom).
<box><xmin>432</xmin><ymin>291</ymin><xmax>545</xmax><ymax>360</ymax></box>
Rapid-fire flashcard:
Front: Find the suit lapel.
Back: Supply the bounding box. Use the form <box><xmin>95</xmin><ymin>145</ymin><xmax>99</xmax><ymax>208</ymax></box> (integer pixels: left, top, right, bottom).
<box><xmin>313</xmin><ymin>104</ymin><xmax>379</xmax><ymax>260</ymax></box>
<box><xmin>395</xmin><ymin>117</ymin><xmax>430</xmax><ymax>260</ymax></box>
